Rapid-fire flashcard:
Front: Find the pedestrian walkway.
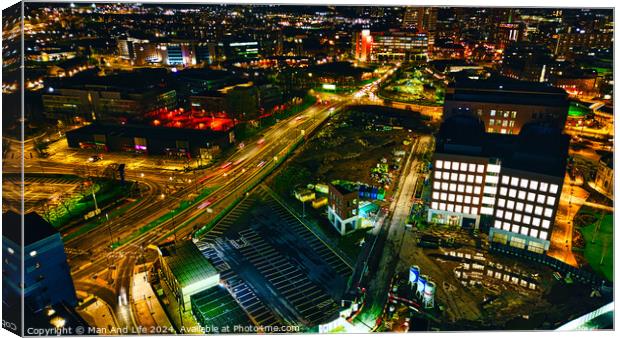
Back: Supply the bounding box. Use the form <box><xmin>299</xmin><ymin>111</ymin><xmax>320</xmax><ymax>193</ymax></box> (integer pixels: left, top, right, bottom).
<box><xmin>131</xmin><ymin>271</ymin><xmax>175</xmax><ymax>331</ymax></box>
<box><xmin>76</xmin><ymin>294</ymin><xmax>119</xmax><ymax>331</ymax></box>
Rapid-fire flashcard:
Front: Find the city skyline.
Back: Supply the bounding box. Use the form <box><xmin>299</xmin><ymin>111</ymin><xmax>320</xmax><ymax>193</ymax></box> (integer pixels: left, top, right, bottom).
<box><xmin>1</xmin><ymin>1</ymin><xmax>615</xmax><ymax>336</ymax></box>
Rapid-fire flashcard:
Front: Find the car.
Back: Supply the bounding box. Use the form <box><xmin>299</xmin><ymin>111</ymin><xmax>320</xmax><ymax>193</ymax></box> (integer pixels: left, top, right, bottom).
<box><xmin>88</xmin><ymin>155</ymin><xmax>101</xmax><ymax>162</ymax></box>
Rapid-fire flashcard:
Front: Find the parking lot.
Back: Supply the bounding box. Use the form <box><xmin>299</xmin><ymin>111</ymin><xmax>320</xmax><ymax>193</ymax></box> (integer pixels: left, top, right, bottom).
<box><xmin>195</xmin><ymin>187</ymin><xmax>352</xmax><ymax>328</ymax></box>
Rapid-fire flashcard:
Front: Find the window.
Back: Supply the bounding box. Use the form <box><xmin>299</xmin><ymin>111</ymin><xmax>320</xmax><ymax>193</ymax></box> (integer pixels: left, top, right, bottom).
<box><xmin>514</xmin><ymin>213</ymin><xmax>522</xmax><ymax>222</ymax></box>
<box><xmin>499</xmin><ymin>187</ymin><xmax>508</xmax><ymax>196</ymax></box>
<box><xmin>511</xmin><ymin>224</ymin><xmax>520</xmax><ymax>233</ymax></box>
<box><xmin>436</xmin><ymin>160</ymin><xmax>443</xmax><ymax>169</ymax></box>
<box><xmin>444</xmin><ymin>161</ymin><xmax>452</xmax><ymax>169</ymax></box>
<box><xmin>523</xmin><ymin>215</ymin><xmax>531</xmax><ymax>224</ymax></box>
<box><xmin>539</xmin><ymin>182</ymin><xmax>548</xmax><ymax>192</ymax></box>
<box><xmin>468</xmin><ymin>163</ymin><xmax>476</xmax><ymax>172</ymax></box>
<box><xmin>497</xmin><ymin>198</ymin><xmax>506</xmax><ymax>207</ymax></box>
<box><xmin>496</xmin><ymin>210</ymin><xmax>504</xmax><ymax>218</ymax></box>
<box><xmin>448</xmin><ymin>194</ymin><xmax>456</xmax><ymax>202</ymax></box>
<box><xmin>467</xmin><ymin>175</ymin><xmax>474</xmax><ymax>183</ymax></box>
<box><xmin>544</xmin><ymin>208</ymin><xmax>553</xmax><ymax>218</ymax></box>
<box><xmin>511</xmin><ymin>111</ymin><xmax>517</xmax><ymax>119</ymax></box>
<box><xmin>459</xmin><ymin>174</ymin><xmax>466</xmax><ymax>182</ymax></box>
<box><xmin>460</xmin><ymin>162</ymin><xmax>468</xmax><ymax>171</ymax></box>
<box><xmin>502</xmin><ymin>176</ymin><xmax>510</xmax><ymax>184</ymax></box>
<box><xmin>486</xmin><ymin>175</ymin><xmax>498</xmax><ymax>184</ymax></box>
<box><xmin>549</xmin><ymin>184</ymin><xmax>559</xmax><ymax>194</ymax></box>
<box><xmin>471</xmin><ymin>207</ymin><xmax>478</xmax><ymax>215</ymax></box>
<box><xmin>490</xmin><ymin>110</ymin><xmax>496</xmax><ymax>116</ymax></box>
<box><xmin>489</xmin><ymin>119</ymin><xmax>495</xmax><ymax>126</ymax></box>
<box><xmin>464</xmin><ymin>196</ymin><xmax>472</xmax><ymax>204</ymax></box>
<box><xmin>510</xmin><ymin>177</ymin><xmax>519</xmax><ymax>186</ymax></box>
<box><xmin>527</xmin><ymin>192</ymin><xmax>536</xmax><ymax>202</ymax></box>
<box><xmin>542</xmin><ymin>220</ymin><xmax>550</xmax><ymax>229</ymax></box>
<box><xmin>449</xmin><ymin>183</ymin><xmax>457</xmax><ymax>191</ymax></box>
<box><xmin>509</xmin><ymin>189</ymin><xmax>517</xmax><ymax>198</ymax></box>
<box><xmin>451</xmin><ymin>173</ymin><xmax>458</xmax><ymax>181</ymax></box>
<box><xmin>520</xmin><ymin>179</ymin><xmax>529</xmax><ymax>188</ymax></box>
<box><xmin>525</xmin><ymin>204</ymin><xmax>533</xmax><ymax>213</ymax></box>
<box><xmin>432</xmin><ymin>192</ymin><xmax>439</xmax><ymax>200</ymax></box>
<box><xmin>505</xmin><ymin>211</ymin><xmax>513</xmax><ymax>220</ymax></box>
<box><xmin>457</xmin><ymin>184</ymin><xmax>465</xmax><ymax>193</ymax></box>
<box><xmin>532</xmin><ymin>218</ymin><xmax>541</xmax><ymax>227</ymax></box>
<box><xmin>442</xmin><ymin>182</ymin><xmax>449</xmax><ymax>190</ymax></box>
<box><xmin>440</xmin><ymin>193</ymin><xmax>447</xmax><ymax>201</ymax></box>
<box><xmin>474</xmin><ymin>186</ymin><xmax>481</xmax><ymax>195</ymax></box>
<box><xmin>484</xmin><ymin>186</ymin><xmax>497</xmax><ymax>194</ymax></box>
<box><xmin>516</xmin><ymin>202</ymin><xmax>524</xmax><ymax>211</ymax></box>
<box><xmin>433</xmin><ymin>181</ymin><xmax>441</xmax><ymax>189</ymax></box>
<box><xmin>477</xmin><ymin>164</ymin><xmax>485</xmax><ymax>173</ymax></box>
<box><xmin>472</xmin><ymin>197</ymin><xmax>480</xmax><ymax>205</ymax></box>
<box><xmin>432</xmin><ymin>202</ymin><xmax>438</xmax><ymax>209</ymax></box>
<box><xmin>509</xmin><ymin>121</ymin><xmax>515</xmax><ymax>127</ymax></box>
<box><xmin>502</xmin><ymin>120</ymin><xmax>508</xmax><ymax>127</ymax></box>
<box><xmin>537</xmin><ymin>194</ymin><xmax>546</xmax><ymax>204</ymax></box>
<box><xmin>546</xmin><ymin>196</ymin><xmax>556</xmax><ymax>206</ymax></box>
<box><xmin>466</xmin><ymin>186</ymin><xmax>473</xmax><ymax>194</ymax></box>
<box><xmin>435</xmin><ymin>171</ymin><xmax>442</xmax><ymax>179</ymax></box>
<box><xmin>463</xmin><ymin>206</ymin><xmax>470</xmax><ymax>214</ymax></box>
<box><xmin>447</xmin><ymin>204</ymin><xmax>454</xmax><ymax>212</ymax></box>
<box><xmin>439</xmin><ymin>203</ymin><xmax>446</xmax><ymax>210</ymax></box>
<box><xmin>520</xmin><ymin>227</ymin><xmax>529</xmax><ymax>236</ymax></box>
<box><xmin>475</xmin><ymin>175</ymin><xmax>483</xmax><ymax>184</ymax></box>
<box><xmin>506</xmin><ymin>200</ymin><xmax>515</xmax><ymax>209</ymax></box>
<box><xmin>518</xmin><ymin>190</ymin><xmax>527</xmax><ymax>200</ymax></box>
<box><xmin>529</xmin><ymin>180</ymin><xmax>539</xmax><ymax>190</ymax></box>
<box><xmin>503</xmin><ymin>111</ymin><xmax>510</xmax><ymax>118</ymax></box>
<box><xmin>540</xmin><ymin>231</ymin><xmax>548</xmax><ymax>240</ymax></box>
<box><xmin>494</xmin><ymin>220</ymin><xmax>502</xmax><ymax>228</ymax></box>
<box><xmin>455</xmin><ymin>205</ymin><xmax>463</xmax><ymax>213</ymax></box>
<box><xmin>534</xmin><ymin>206</ymin><xmax>543</xmax><ymax>216</ymax></box>
<box><xmin>448</xmin><ymin>162</ymin><xmax>457</xmax><ymax>171</ymax></box>
<box><xmin>443</xmin><ymin>172</ymin><xmax>450</xmax><ymax>180</ymax></box>
<box><xmin>456</xmin><ymin>195</ymin><xmax>464</xmax><ymax>203</ymax></box>
<box><xmin>503</xmin><ymin>222</ymin><xmax>511</xmax><ymax>231</ymax></box>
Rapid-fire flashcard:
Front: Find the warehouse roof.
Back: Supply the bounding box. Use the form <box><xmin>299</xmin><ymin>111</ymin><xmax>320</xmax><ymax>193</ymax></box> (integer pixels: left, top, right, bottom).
<box><xmin>161</xmin><ymin>241</ymin><xmax>218</xmax><ymax>289</ymax></box>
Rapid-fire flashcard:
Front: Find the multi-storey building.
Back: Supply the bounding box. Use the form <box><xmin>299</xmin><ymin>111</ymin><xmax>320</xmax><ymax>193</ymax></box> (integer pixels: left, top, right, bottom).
<box><xmin>327</xmin><ymin>182</ymin><xmax>359</xmax><ymax>235</ymax></box>
<box><xmin>443</xmin><ymin>75</ymin><xmax>569</xmax><ymax>135</ymax></box>
<box><xmin>353</xmin><ymin>30</ymin><xmax>428</xmax><ymax>63</ymax></box>
<box><xmin>428</xmin><ymin>115</ymin><xmax>569</xmax><ymax>254</ymax></box>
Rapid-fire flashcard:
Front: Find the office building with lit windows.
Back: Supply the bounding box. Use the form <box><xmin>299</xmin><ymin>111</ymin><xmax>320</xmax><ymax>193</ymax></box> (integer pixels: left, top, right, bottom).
<box><xmin>353</xmin><ymin>29</ymin><xmax>428</xmax><ymax>63</ymax></box>
<box><xmin>443</xmin><ymin>76</ymin><xmax>569</xmax><ymax>135</ymax></box>
<box><xmin>428</xmin><ymin>115</ymin><xmax>569</xmax><ymax>253</ymax></box>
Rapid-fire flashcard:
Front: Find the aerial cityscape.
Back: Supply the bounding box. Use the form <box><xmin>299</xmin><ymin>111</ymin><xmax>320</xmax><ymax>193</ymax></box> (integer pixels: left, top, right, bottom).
<box><xmin>1</xmin><ymin>2</ymin><xmax>615</xmax><ymax>335</ymax></box>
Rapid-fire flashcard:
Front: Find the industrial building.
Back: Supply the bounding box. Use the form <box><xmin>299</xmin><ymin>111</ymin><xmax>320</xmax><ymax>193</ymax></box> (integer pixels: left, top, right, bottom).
<box><xmin>2</xmin><ymin>212</ymin><xmax>78</xmax><ymax>320</ymax></box>
<box><xmin>65</xmin><ymin>123</ymin><xmax>234</xmax><ymax>158</ymax></box>
<box><xmin>157</xmin><ymin>241</ymin><xmax>220</xmax><ymax>312</ymax></box>
<box><xmin>427</xmin><ymin>115</ymin><xmax>569</xmax><ymax>254</ymax></box>
<box><xmin>443</xmin><ymin>75</ymin><xmax>569</xmax><ymax>135</ymax></box>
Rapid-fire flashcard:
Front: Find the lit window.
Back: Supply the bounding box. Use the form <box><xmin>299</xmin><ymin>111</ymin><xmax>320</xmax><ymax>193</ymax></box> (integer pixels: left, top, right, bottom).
<box><xmin>525</xmin><ymin>204</ymin><xmax>533</xmax><ymax>213</ymax></box>
<box><xmin>512</xmin><ymin>224</ymin><xmax>520</xmax><ymax>233</ymax></box>
<box><xmin>444</xmin><ymin>161</ymin><xmax>452</xmax><ymax>169</ymax></box>
<box><xmin>540</xmin><ymin>231</ymin><xmax>548</xmax><ymax>240</ymax></box>
<box><xmin>490</xmin><ymin>110</ymin><xmax>496</xmax><ymax>116</ymax></box>
<box><xmin>539</xmin><ymin>182</ymin><xmax>548</xmax><ymax>192</ymax></box>
<box><xmin>520</xmin><ymin>179</ymin><xmax>529</xmax><ymax>188</ymax></box>
<box><xmin>529</xmin><ymin>180</ymin><xmax>539</xmax><ymax>190</ymax></box>
<box><xmin>511</xmin><ymin>177</ymin><xmax>519</xmax><ymax>186</ymax></box>
<box><xmin>542</xmin><ymin>220</ymin><xmax>550</xmax><ymax>229</ymax></box>
<box><xmin>546</xmin><ymin>197</ymin><xmax>556</xmax><ymax>206</ymax></box>
<box><xmin>518</xmin><ymin>190</ymin><xmax>526</xmax><ymax>200</ymax></box>
<box><xmin>534</xmin><ymin>206</ymin><xmax>543</xmax><ymax>216</ymax></box>
<box><xmin>503</xmin><ymin>222</ymin><xmax>511</xmax><ymax>231</ymax></box>
<box><xmin>449</xmin><ymin>183</ymin><xmax>457</xmax><ymax>191</ymax></box>
<box><xmin>431</xmin><ymin>202</ymin><xmax>438</xmax><ymax>209</ymax></box>
<box><xmin>448</xmin><ymin>194</ymin><xmax>456</xmax><ymax>202</ymax></box>
<box><xmin>468</xmin><ymin>163</ymin><xmax>476</xmax><ymax>172</ymax></box>
<box><xmin>467</xmin><ymin>175</ymin><xmax>474</xmax><ymax>183</ymax></box>
<box><xmin>432</xmin><ymin>192</ymin><xmax>440</xmax><ymax>200</ymax></box>
<box><xmin>532</xmin><ymin>218</ymin><xmax>541</xmax><ymax>227</ymax></box>
<box><xmin>487</xmin><ymin>164</ymin><xmax>501</xmax><ymax>173</ymax></box>
<box><xmin>494</xmin><ymin>220</ymin><xmax>502</xmax><ymax>228</ymax></box>
<box><xmin>497</xmin><ymin>198</ymin><xmax>506</xmax><ymax>208</ymax></box>
<box><xmin>520</xmin><ymin>227</ymin><xmax>529</xmax><ymax>236</ymax></box>
<box><xmin>523</xmin><ymin>215</ymin><xmax>531</xmax><ymax>224</ymax></box>
<box><xmin>456</xmin><ymin>195</ymin><xmax>464</xmax><ymax>203</ymax></box>
<box><xmin>514</xmin><ymin>213</ymin><xmax>522</xmax><ymax>222</ymax></box>
<box><xmin>466</xmin><ymin>186</ymin><xmax>473</xmax><ymax>194</ymax></box>
<box><xmin>509</xmin><ymin>189</ymin><xmax>517</xmax><ymax>198</ymax></box>
<box><xmin>496</xmin><ymin>210</ymin><xmax>504</xmax><ymax>218</ymax></box>
<box><xmin>433</xmin><ymin>181</ymin><xmax>441</xmax><ymax>190</ymax></box>
<box><xmin>447</xmin><ymin>204</ymin><xmax>454</xmax><ymax>212</ymax></box>
<box><xmin>442</xmin><ymin>182</ymin><xmax>449</xmax><ymax>190</ymax></box>
<box><xmin>442</xmin><ymin>172</ymin><xmax>450</xmax><ymax>180</ymax></box>
<box><xmin>549</xmin><ymin>184</ymin><xmax>559</xmax><ymax>194</ymax></box>
<box><xmin>455</xmin><ymin>205</ymin><xmax>463</xmax><ymax>213</ymax></box>
<box><xmin>506</xmin><ymin>200</ymin><xmax>515</xmax><ymax>209</ymax></box>
<box><xmin>29</xmin><ymin>250</ymin><xmax>37</xmax><ymax>257</ymax></box>
<box><xmin>486</xmin><ymin>175</ymin><xmax>498</xmax><ymax>184</ymax></box>
<box><xmin>475</xmin><ymin>175</ymin><xmax>483</xmax><ymax>184</ymax></box>
<box><xmin>471</xmin><ymin>207</ymin><xmax>478</xmax><ymax>215</ymax></box>
<box><xmin>537</xmin><ymin>194</ymin><xmax>546</xmax><ymax>204</ymax></box>
<box><xmin>505</xmin><ymin>211</ymin><xmax>513</xmax><ymax>220</ymax></box>
<box><xmin>458</xmin><ymin>174</ymin><xmax>466</xmax><ymax>182</ymax></box>
<box><xmin>499</xmin><ymin>187</ymin><xmax>508</xmax><ymax>196</ymax></box>
<box><xmin>449</xmin><ymin>162</ymin><xmax>457</xmax><ymax>170</ymax></box>
<box><xmin>435</xmin><ymin>171</ymin><xmax>442</xmax><ymax>179</ymax></box>
<box><xmin>502</xmin><ymin>176</ymin><xmax>510</xmax><ymax>184</ymax></box>
<box><xmin>472</xmin><ymin>197</ymin><xmax>480</xmax><ymax>205</ymax></box>
<box><xmin>439</xmin><ymin>203</ymin><xmax>446</xmax><ymax>210</ymax></box>
<box><xmin>544</xmin><ymin>208</ymin><xmax>553</xmax><ymax>218</ymax></box>
<box><xmin>440</xmin><ymin>193</ymin><xmax>448</xmax><ymax>201</ymax></box>
<box><xmin>460</xmin><ymin>162</ymin><xmax>468</xmax><ymax>171</ymax></box>
<box><xmin>457</xmin><ymin>184</ymin><xmax>465</xmax><ymax>193</ymax></box>
<box><xmin>477</xmin><ymin>164</ymin><xmax>485</xmax><ymax>173</ymax></box>
<box><xmin>436</xmin><ymin>160</ymin><xmax>443</xmax><ymax>169</ymax></box>
<box><xmin>516</xmin><ymin>202</ymin><xmax>524</xmax><ymax>211</ymax></box>
<box><xmin>530</xmin><ymin>229</ymin><xmax>539</xmax><ymax>238</ymax></box>
<box><xmin>464</xmin><ymin>196</ymin><xmax>472</xmax><ymax>204</ymax></box>
<box><xmin>451</xmin><ymin>173</ymin><xmax>458</xmax><ymax>181</ymax></box>
<box><xmin>474</xmin><ymin>186</ymin><xmax>481</xmax><ymax>195</ymax></box>
<box><xmin>7</xmin><ymin>247</ymin><xmax>14</xmax><ymax>255</ymax></box>
<box><xmin>527</xmin><ymin>192</ymin><xmax>536</xmax><ymax>202</ymax></box>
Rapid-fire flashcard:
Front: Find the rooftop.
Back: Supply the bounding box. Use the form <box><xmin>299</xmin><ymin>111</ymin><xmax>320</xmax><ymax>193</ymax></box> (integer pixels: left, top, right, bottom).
<box><xmin>66</xmin><ymin>122</ymin><xmax>231</xmax><ymax>140</ymax></box>
<box><xmin>161</xmin><ymin>241</ymin><xmax>218</xmax><ymax>289</ymax></box>
<box><xmin>190</xmin><ymin>286</ymin><xmax>252</xmax><ymax>329</ymax></box>
<box><xmin>3</xmin><ymin>211</ymin><xmax>58</xmax><ymax>246</ymax></box>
